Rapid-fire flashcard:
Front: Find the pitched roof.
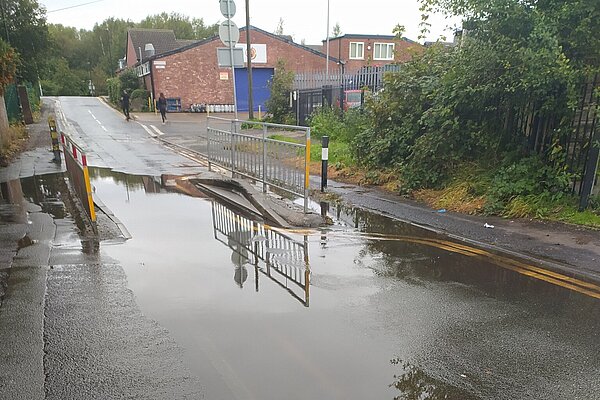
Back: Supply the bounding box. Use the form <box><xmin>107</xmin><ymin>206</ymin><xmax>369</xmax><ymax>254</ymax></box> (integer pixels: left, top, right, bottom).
<box><xmin>127</xmin><ymin>29</ymin><xmax>182</xmax><ymax>62</ymax></box>
<box><xmin>305</xmin><ymin>44</ymin><xmax>324</xmax><ymax>53</ymax></box>
<box><xmin>147</xmin><ymin>25</ymin><xmax>340</xmax><ymax>63</ymax></box>
<box><xmin>323</xmin><ymin>33</ymin><xmax>419</xmax><ymax>44</ymax></box>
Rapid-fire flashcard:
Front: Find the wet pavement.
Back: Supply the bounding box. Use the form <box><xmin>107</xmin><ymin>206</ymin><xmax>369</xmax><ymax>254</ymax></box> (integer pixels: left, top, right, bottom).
<box><xmin>86</xmin><ymin>169</ymin><xmax>600</xmax><ymax>400</ymax></box>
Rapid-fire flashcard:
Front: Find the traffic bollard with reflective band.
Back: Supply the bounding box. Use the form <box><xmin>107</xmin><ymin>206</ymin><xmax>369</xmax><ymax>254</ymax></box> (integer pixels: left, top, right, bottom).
<box><xmin>321</xmin><ymin>136</ymin><xmax>329</xmax><ymax>192</ymax></box>
<box><xmin>48</xmin><ymin>116</ymin><xmax>62</xmax><ymax>163</ymax></box>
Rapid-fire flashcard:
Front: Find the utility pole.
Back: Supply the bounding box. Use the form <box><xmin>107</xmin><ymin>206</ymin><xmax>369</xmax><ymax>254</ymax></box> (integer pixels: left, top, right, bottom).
<box><xmin>106</xmin><ymin>28</ymin><xmax>113</xmax><ymax>76</ymax></box>
<box><xmin>245</xmin><ymin>0</ymin><xmax>254</xmax><ymax>119</ymax></box>
<box><xmin>325</xmin><ymin>0</ymin><xmax>330</xmax><ymax>83</ymax></box>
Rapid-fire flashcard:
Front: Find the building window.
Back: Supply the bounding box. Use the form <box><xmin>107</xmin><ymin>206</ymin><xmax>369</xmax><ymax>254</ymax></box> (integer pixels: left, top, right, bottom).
<box><xmin>373</xmin><ymin>43</ymin><xmax>395</xmax><ymax>60</ymax></box>
<box><xmin>349</xmin><ymin>42</ymin><xmax>364</xmax><ymax>59</ymax></box>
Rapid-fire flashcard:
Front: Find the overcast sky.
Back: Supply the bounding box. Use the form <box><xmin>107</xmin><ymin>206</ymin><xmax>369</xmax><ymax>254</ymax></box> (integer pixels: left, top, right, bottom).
<box><xmin>40</xmin><ymin>0</ymin><xmax>460</xmax><ymax>44</ymax></box>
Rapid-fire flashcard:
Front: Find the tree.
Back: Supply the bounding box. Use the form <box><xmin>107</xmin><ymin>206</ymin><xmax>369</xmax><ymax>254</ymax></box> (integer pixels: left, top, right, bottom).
<box><xmin>138</xmin><ymin>12</ymin><xmax>218</xmax><ymax>40</ymax></box>
<box><xmin>265</xmin><ymin>59</ymin><xmax>295</xmax><ymax>124</ymax></box>
<box><xmin>0</xmin><ymin>39</ymin><xmax>18</xmax><ymax>146</ymax></box>
<box><xmin>332</xmin><ymin>22</ymin><xmax>342</xmax><ymax>37</ymax></box>
<box><xmin>0</xmin><ymin>0</ymin><xmax>49</xmax><ymax>83</ymax></box>
<box><xmin>274</xmin><ymin>18</ymin><xmax>284</xmax><ymax>35</ymax></box>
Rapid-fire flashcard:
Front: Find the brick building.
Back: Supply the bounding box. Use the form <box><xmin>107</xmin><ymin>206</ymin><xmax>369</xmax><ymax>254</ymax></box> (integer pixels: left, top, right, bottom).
<box><xmin>319</xmin><ymin>34</ymin><xmax>421</xmax><ymax>73</ymax></box>
<box><xmin>125</xmin><ymin>26</ymin><xmax>339</xmax><ymax>112</ymax></box>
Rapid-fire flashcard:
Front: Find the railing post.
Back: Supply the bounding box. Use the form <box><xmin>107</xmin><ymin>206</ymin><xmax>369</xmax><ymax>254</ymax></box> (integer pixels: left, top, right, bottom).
<box><xmin>262</xmin><ymin>124</ymin><xmax>267</xmax><ymax>193</ymax></box>
<box><xmin>207</xmin><ymin>118</ymin><xmax>212</xmax><ymax>172</ymax></box>
<box><xmin>230</xmin><ymin>119</ymin><xmax>235</xmax><ymax>178</ymax></box>
<box><xmin>304</xmin><ymin>127</ymin><xmax>311</xmax><ymax>213</ymax></box>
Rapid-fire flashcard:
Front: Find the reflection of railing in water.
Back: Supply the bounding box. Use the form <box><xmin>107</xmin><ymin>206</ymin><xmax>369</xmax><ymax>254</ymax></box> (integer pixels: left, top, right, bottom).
<box><xmin>211</xmin><ymin>201</ymin><xmax>310</xmax><ymax>306</ymax></box>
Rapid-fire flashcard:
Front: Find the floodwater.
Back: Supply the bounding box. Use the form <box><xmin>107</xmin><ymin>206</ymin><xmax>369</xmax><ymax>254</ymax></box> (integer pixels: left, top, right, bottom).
<box><xmin>11</xmin><ymin>170</ymin><xmax>600</xmax><ymax>400</ymax></box>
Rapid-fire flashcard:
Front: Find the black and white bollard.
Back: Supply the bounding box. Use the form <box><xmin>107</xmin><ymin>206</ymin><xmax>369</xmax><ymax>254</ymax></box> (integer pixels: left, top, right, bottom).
<box><xmin>321</xmin><ymin>136</ymin><xmax>329</xmax><ymax>192</ymax></box>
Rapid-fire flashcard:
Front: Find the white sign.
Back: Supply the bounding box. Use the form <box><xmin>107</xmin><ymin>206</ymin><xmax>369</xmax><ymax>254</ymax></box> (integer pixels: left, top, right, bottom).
<box><xmin>219</xmin><ymin>72</ymin><xmax>229</xmax><ymax>80</ymax></box>
<box><xmin>217</xmin><ymin>47</ymin><xmax>245</xmax><ymax>68</ymax></box>
<box><xmin>219</xmin><ymin>0</ymin><xmax>236</xmax><ymax>18</ymax></box>
<box><xmin>235</xmin><ymin>44</ymin><xmax>267</xmax><ymax>64</ymax></box>
<box><xmin>154</xmin><ymin>61</ymin><xmax>166</xmax><ymax>69</ymax></box>
<box><xmin>219</xmin><ymin>20</ymin><xmax>240</xmax><ymax>47</ymax></box>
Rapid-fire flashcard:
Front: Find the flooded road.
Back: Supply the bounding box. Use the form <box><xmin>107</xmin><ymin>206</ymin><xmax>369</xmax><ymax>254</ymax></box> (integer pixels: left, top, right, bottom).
<box><xmin>17</xmin><ymin>169</ymin><xmax>599</xmax><ymax>399</ymax></box>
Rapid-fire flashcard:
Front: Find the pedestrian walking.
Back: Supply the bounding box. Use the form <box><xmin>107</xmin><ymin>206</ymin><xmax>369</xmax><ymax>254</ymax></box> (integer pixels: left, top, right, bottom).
<box><xmin>121</xmin><ymin>90</ymin><xmax>131</xmax><ymax>121</ymax></box>
<box><xmin>157</xmin><ymin>92</ymin><xmax>167</xmax><ymax>124</ymax></box>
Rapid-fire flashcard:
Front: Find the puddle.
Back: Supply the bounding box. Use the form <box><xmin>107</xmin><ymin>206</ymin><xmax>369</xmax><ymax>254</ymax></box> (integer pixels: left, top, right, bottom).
<box><xmin>7</xmin><ymin>169</ymin><xmax>600</xmax><ymax>399</ymax></box>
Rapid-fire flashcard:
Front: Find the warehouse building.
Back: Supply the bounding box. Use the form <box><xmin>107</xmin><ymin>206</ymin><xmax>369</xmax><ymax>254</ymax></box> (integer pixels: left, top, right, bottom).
<box><xmin>126</xmin><ymin>26</ymin><xmax>340</xmax><ymax>112</ymax></box>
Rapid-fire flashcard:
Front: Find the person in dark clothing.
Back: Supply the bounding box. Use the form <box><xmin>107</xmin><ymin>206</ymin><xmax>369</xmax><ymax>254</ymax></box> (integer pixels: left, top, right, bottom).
<box><xmin>157</xmin><ymin>92</ymin><xmax>167</xmax><ymax>124</ymax></box>
<box><xmin>121</xmin><ymin>90</ymin><xmax>130</xmax><ymax>120</ymax></box>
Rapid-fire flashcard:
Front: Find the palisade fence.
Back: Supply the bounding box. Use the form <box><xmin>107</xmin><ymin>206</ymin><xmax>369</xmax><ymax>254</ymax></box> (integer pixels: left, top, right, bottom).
<box><xmin>206</xmin><ymin>116</ymin><xmax>311</xmax><ymax>212</ymax></box>
<box><xmin>292</xmin><ymin>65</ymin><xmax>401</xmax><ymax>126</ymax></box>
<box><xmin>211</xmin><ymin>201</ymin><xmax>310</xmax><ymax>306</ymax></box>
<box><xmin>504</xmin><ymin>75</ymin><xmax>600</xmax><ymax>208</ymax></box>
<box><xmin>293</xmin><ymin>65</ymin><xmax>400</xmax><ymax>91</ymax></box>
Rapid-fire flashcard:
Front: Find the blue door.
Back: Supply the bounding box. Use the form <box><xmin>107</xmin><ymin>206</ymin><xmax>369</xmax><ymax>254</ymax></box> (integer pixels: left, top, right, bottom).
<box><xmin>235</xmin><ymin>68</ymin><xmax>274</xmax><ymax>112</ymax></box>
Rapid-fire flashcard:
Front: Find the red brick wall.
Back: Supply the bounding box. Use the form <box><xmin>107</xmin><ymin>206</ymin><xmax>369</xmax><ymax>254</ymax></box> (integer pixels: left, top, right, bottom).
<box><xmin>126</xmin><ymin>33</ymin><xmax>138</xmax><ymax>67</ymax></box>
<box><xmin>151</xmin><ymin>29</ymin><xmax>339</xmax><ymax>110</ymax></box>
<box><xmin>329</xmin><ymin>36</ymin><xmax>422</xmax><ymax>73</ymax></box>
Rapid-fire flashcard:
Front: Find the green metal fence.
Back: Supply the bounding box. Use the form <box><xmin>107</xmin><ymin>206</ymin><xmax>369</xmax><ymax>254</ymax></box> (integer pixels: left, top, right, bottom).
<box><xmin>4</xmin><ymin>84</ymin><xmax>20</xmax><ymax>122</ymax></box>
<box><xmin>3</xmin><ymin>82</ymin><xmax>41</xmax><ymax>122</ymax></box>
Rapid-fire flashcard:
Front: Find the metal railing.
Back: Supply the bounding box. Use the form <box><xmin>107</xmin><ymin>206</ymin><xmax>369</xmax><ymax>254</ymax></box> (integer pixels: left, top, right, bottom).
<box><xmin>211</xmin><ymin>201</ymin><xmax>310</xmax><ymax>306</ymax></box>
<box><xmin>207</xmin><ymin>116</ymin><xmax>311</xmax><ymax>212</ymax></box>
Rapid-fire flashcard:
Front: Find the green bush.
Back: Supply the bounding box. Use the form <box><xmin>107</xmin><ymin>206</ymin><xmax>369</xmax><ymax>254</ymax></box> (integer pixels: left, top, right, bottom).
<box><xmin>106</xmin><ymin>77</ymin><xmax>121</xmax><ymax>105</ymax></box>
<box><xmin>484</xmin><ymin>156</ymin><xmax>571</xmax><ymax>214</ymax></box>
<box><xmin>265</xmin><ymin>59</ymin><xmax>294</xmax><ymax>124</ymax></box>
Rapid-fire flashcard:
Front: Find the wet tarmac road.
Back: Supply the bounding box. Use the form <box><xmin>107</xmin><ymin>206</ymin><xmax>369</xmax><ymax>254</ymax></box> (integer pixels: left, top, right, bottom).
<box><xmin>3</xmin><ymin>97</ymin><xmax>599</xmax><ymax>399</ymax></box>
<box><xmin>85</xmin><ymin>169</ymin><xmax>600</xmax><ymax>400</ymax></box>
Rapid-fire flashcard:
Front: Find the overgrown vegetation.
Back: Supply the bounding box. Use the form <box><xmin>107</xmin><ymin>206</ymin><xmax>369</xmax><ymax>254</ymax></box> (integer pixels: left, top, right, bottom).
<box><xmin>306</xmin><ymin>0</ymin><xmax>600</xmax><ymax>226</ymax></box>
<box><xmin>264</xmin><ymin>59</ymin><xmax>295</xmax><ymax>125</ymax></box>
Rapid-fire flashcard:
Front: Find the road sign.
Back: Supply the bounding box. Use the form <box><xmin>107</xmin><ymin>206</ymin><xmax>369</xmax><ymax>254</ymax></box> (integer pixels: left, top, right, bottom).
<box><xmin>220</xmin><ymin>0</ymin><xmax>236</xmax><ymax>18</ymax></box>
<box><xmin>219</xmin><ymin>20</ymin><xmax>240</xmax><ymax>47</ymax></box>
<box><xmin>217</xmin><ymin>47</ymin><xmax>244</xmax><ymax>68</ymax></box>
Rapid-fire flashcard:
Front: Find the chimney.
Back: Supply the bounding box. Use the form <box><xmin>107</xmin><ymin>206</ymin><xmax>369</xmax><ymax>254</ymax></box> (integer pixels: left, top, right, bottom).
<box><xmin>145</xmin><ymin>43</ymin><xmax>156</xmax><ymax>58</ymax></box>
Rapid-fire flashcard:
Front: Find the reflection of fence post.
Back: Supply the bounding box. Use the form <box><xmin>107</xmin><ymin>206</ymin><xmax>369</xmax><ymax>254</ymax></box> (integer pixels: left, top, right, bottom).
<box><xmin>262</xmin><ymin>125</ymin><xmax>267</xmax><ymax>193</ymax></box>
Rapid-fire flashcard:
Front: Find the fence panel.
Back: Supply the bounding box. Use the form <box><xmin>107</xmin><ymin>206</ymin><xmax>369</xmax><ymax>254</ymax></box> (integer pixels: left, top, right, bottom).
<box><xmin>211</xmin><ymin>201</ymin><xmax>310</xmax><ymax>306</ymax></box>
<box><xmin>207</xmin><ymin>117</ymin><xmax>310</xmax><ymax>211</ymax></box>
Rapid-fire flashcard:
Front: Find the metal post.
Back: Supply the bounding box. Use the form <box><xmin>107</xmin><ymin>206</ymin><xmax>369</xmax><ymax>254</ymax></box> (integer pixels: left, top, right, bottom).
<box><xmin>321</xmin><ymin>136</ymin><xmax>329</xmax><ymax>192</ymax></box>
<box><xmin>230</xmin><ymin>120</ymin><xmax>235</xmax><ymax>177</ymax></box>
<box><xmin>262</xmin><ymin>124</ymin><xmax>267</xmax><ymax>193</ymax></box>
<box><xmin>304</xmin><ymin>128</ymin><xmax>311</xmax><ymax>213</ymax></box>
<box><xmin>579</xmin><ymin>133</ymin><xmax>599</xmax><ymax>211</ymax></box>
<box><xmin>325</xmin><ymin>0</ymin><xmax>330</xmax><ymax>83</ymax></box>
<box><xmin>227</xmin><ymin>0</ymin><xmax>238</xmax><ymax>119</ymax></box>
<box><xmin>245</xmin><ymin>0</ymin><xmax>254</xmax><ymax>119</ymax></box>
<box><xmin>207</xmin><ymin>119</ymin><xmax>212</xmax><ymax>171</ymax></box>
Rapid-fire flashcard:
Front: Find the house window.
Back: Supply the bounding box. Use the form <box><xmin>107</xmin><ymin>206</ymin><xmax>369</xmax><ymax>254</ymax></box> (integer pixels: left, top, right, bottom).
<box><xmin>349</xmin><ymin>42</ymin><xmax>364</xmax><ymax>59</ymax></box>
<box><xmin>373</xmin><ymin>43</ymin><xmax>395</xmax><ymax>60</ymax></box>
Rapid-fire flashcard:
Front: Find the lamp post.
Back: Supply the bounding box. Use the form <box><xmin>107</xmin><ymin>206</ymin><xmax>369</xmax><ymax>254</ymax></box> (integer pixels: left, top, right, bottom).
<box><xmin>245</xmin><ymin>0</ymin><xmax>254</xmax><ymax>119</ymax></box>
<box><xmin>325</xmin><ymin>0</ymin><xmax>330</xmax><ymax>83</ymax></box>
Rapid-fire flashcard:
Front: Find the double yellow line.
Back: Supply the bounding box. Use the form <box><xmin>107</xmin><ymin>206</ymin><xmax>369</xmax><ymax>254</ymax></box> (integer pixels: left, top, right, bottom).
<box><xmin>346</xmin><ymin>231</ymin><xmax>600</xmax><ymax>300</ymax></box>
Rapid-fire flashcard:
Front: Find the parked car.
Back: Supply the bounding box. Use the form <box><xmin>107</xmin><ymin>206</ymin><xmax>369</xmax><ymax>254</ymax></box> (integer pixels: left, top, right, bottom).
<box><xmin>344</xmin><ymin>90</ymin><xmax>363</xmax><ymax>109</ymax></box>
